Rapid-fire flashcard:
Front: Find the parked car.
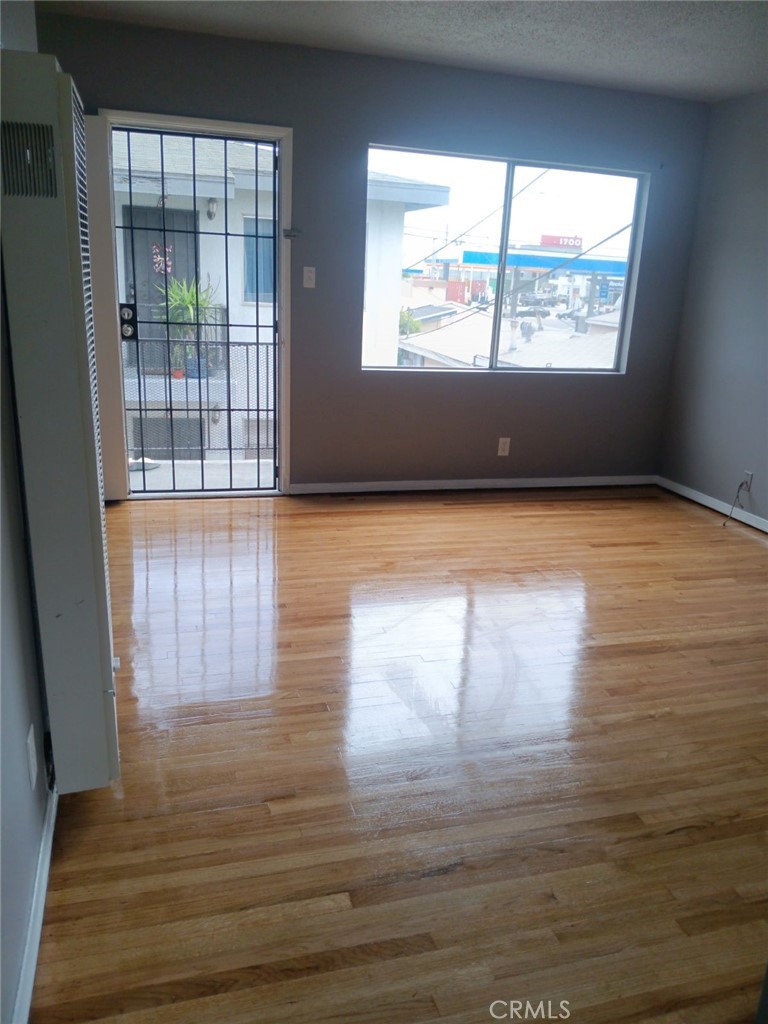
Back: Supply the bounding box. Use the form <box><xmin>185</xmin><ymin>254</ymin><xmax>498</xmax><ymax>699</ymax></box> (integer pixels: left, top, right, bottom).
<box><xmin>556</xmin><ymin>306</ymin><xmax>582</xmax><ymax>322</ymax></box>
<box><xmin>516</xmin><ymin>306</ymin><xmax>550</xmax><ymax>319</ymax></box>
<box><xmin>519</xmin><ymin>292</ymin><xmax>559</xmax><ymax>307</ymax></box>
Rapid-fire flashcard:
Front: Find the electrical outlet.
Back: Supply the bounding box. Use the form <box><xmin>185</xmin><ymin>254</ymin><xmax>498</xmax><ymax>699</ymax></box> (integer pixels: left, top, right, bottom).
<box><xmin>26</xmin><ymin>723</ymin><xmax>38</xmax><ymax>790</ymax></box>
<box><xmin>302</xmin><ymin>266</ymin><xmax>316</xmax><ymax>289</ymax></box>
<box><xmin>744</xmin><ymin>471</ymin><xmax>753</xmax><ymax>492</ymax></box>
<box><xmin>498</xmin><ymin>437</ymin><xmax>510</xmax><ymax>457</ymax></box>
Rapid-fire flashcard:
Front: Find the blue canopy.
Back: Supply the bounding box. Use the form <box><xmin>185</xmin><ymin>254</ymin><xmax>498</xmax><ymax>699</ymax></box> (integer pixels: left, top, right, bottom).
<box><xmin>463</xmin><ymin>251</ymin><xmax>627</xmax><ymax>274</ymax></box>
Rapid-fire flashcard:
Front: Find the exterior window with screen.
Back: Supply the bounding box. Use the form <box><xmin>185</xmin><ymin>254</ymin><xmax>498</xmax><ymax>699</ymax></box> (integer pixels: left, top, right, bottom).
<box><xmin>362</xmin><ymin>147</ymin><xmax>645</xmax><ymax>372</ymax></box>
<box><xmin>244</xmin><ymin>217</ymin><xmax>275</xmax><ymax>301</ymax></box>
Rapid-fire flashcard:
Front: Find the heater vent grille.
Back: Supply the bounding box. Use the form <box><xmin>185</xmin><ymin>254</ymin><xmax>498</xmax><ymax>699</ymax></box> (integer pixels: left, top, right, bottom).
<box><xmin>1</xmin><ymin>122</ymin><xmax>57</xmax><ymax>197</ymax></box>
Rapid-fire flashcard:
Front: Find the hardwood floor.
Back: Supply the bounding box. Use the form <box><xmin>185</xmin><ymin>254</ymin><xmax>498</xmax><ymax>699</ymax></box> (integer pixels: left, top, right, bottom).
<box><xmin>31</xmin><ymin>488</ymin><xmax>768</xmax><ymax>1023</ymax></box>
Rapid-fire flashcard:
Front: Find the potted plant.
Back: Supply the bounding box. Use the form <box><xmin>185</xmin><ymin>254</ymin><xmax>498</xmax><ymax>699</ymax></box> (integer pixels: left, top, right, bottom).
<box><xmin>157</xmin><ymin>276</ymin><xmax>221</xmax><ymax>378</ymax></box>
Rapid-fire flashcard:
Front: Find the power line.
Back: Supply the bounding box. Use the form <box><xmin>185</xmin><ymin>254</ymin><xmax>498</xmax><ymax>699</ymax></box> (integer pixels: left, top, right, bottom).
<box><xmin>403</xmin><ymin>169</ymin><xmax>550</xmax><ymax>271</ymax></box>
<box><xmin>404</xmin><ymin>229</ymin><xmax>503</xmax><ymax>244</ymax></box>
<box><xmin>402</xmin><ymin>302</ymin><xmax>497</xmax><ymax>341</ymax></box>
<box><xmin>402</xmin><ymin>220</ymin><xmax>634</xmax><ymax>341</ymax></box>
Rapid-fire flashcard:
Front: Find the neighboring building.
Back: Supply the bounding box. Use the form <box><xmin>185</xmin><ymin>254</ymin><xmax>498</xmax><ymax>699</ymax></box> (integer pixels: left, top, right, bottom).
<box><xmin>110</xmin><ymin>132</ymin><xmax>278</xmax><ymax>461</ymax></box>
<box><xmin>461</xmin><ymin>245</ymin><xmax>628</xmax><ymax>314</ymax></box>
<box><xmin>111</xmin><ymin>132</ymin><xmax>277</xmax><ymax>335</ymax></box>
<box><xmin>585</xmin><ymin>308</ymin><xmax>622</xmax><ymax>334</ymax></box>
<box><xmin>362</xmin><ymin>172</ymin><xmax>449</xmax><ymax>366</ymax></box>
<box><xmin>403</xmin><ymin>303</ymin><xmax>459</xmax><ymax>334</ymax></box>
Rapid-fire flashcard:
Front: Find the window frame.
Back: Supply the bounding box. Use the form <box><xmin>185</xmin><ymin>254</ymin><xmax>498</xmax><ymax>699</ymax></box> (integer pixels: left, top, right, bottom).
<box><xmin>243</xmin><ymin>215</ymin><xmax>276</xmax><ymax>303</ymax></box>
<box><xmin>362</xmin><ymin>145</ymin><xmax>649</xmax><ymax>375</ymax></box>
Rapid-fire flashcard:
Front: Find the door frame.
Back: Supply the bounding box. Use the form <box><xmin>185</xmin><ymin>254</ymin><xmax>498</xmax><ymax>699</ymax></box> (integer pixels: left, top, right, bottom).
<box><xmin>87</xmin><ymin>110</ymin><xmax>293</xmax><ymax>498</ymax></box>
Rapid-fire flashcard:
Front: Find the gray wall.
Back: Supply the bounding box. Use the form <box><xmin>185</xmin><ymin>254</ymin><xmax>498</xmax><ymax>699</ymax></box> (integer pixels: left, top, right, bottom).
<box><xmin>661</xmin><ymin>91</ymin><xmax>768</xmax><ymax>519</ymax></box>
<box><xmin>2</xmin><ymin>0</ymin><xmax>37</xmax><ymax>51</ymax></box>
<box><xmin>37</xmin><ymin>12</ymin><xmax>709</xmax><ymax>485</ymax></box>
<box><xmin>1</xmin><ymin>8</ymin><xmax>51</xmax><ymax>1023</ymax></box>
<box><xmin>1</xmin><ymin>327</ymin><xmax>50</xmax><ymax>1024</ymax></box>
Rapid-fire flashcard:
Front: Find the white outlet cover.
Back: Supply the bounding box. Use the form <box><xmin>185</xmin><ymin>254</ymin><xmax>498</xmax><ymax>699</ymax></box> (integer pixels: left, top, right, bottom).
<box><xmin>303</xmin><ymin>266</ymin><xmax>316</xmax><ymax>288</ymax></box>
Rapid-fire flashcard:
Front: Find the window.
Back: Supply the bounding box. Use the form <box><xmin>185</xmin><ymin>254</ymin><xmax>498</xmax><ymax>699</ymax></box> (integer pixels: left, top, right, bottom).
<box><xmin>362</xmin><ymin>147</ymin><xmax>645</xmax><ymax>372</ymax></box>
<box><xmin>244</xmin><ymin>217</ymin><xmax>275</xmax><ymax>301</ymax></box>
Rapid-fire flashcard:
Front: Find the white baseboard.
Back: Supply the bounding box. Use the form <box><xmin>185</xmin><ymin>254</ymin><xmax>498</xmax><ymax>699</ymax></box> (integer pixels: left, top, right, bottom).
<box><xmin>289</xmin><ymin>475</ymin><xmax>656</xmax><ymax>495</ymax></box>
<box><xmin>12</xmin><ymin>787</ymin><xmax>58</xmax><ymax>1024</ymax></box>
<box><xmin>288</xmin><ymin>476</ymin><xmax>767</xmax><ymax>534</ymax></box>
<box><xmin>655</xmin><ymin>477</ymin><xmax>768</xmax><ymax>534</ymax></box>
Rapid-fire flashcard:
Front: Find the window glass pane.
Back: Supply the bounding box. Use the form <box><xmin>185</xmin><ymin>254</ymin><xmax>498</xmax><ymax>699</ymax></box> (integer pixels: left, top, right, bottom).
<box><xmin>243</xmin><ymin>217</ymin><xmax>275</xmax><ymax>302</ymax></box>
<box><xmin>496</xmin><ymin>166</ymin><xmax>638</xmax><ymax>370</ymax></box>
<box><xmin>362</xmin><ymin>148</ymin><xmax>506</xmax><ymax>369</ymax></box>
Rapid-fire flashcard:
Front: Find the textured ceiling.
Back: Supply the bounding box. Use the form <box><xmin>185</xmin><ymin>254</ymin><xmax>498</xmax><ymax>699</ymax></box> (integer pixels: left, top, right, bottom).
<box><xmin>38</xmin><ymin>0</ymin><xmax>768</xmax><ymax>102</ymax></box>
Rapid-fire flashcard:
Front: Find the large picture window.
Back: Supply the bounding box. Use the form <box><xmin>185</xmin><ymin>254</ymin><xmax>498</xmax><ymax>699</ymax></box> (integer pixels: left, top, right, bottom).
<box><xmin>362</xmin><ymin>147</ymin><xmax>645</xmax><ymax>372</ymax></box>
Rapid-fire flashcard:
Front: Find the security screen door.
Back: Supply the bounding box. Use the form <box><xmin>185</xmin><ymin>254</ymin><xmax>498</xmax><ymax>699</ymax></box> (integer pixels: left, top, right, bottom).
<box><xmin>112</xmin><ymin>127</ymin><xmax>279</xmax><ymax>493</ymax></box>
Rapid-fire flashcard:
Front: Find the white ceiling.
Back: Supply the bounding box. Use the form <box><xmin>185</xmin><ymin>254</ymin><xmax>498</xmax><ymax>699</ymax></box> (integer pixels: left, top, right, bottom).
<box><xmin>41</xmin><ymin>0</ymin><xmax>768</xmax><ymax>103</ymax></box>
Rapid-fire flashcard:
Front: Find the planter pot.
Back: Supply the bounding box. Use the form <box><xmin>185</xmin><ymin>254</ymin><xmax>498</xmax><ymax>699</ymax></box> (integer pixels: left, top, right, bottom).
<box><xmin>171</xmin><ymin>368</ymin><xmax>185</xmax><ymax>379</ymax></box>
<box><xmin>186</xmin><ymin>357</ymin><xmax>207</xmax><ymax>379</ymax></box>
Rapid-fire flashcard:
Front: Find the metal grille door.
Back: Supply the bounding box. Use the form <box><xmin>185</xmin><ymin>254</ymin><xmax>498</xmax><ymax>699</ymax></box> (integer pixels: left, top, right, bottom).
<box><xmin>112</xmin><ymin>128</ymin><xmax>279</xmax><ymax>492</ymax></box>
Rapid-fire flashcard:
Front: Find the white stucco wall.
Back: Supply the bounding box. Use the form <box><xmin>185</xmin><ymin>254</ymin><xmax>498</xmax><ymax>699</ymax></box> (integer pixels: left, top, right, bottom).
<box><xmin>362</xmin><ymin>199</ymin><xmax>407</xmax><ymax>367</ymax></box>
<box><xmin>113</xmin><ymin>181</ymin><xmax>276</xmax><ymax>454</ymax></box>
<box><xmin>113</xmin><ymin>184</ymin><xmax>275</xmax><ymax>329</ymax></box>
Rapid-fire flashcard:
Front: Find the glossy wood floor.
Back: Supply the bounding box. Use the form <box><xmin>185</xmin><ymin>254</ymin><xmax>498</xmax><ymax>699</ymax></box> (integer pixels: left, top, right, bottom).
<box><xmin>31</xmin><ymin>488</ymin><xmax>768</xmax><ymax>1023</ymax></box>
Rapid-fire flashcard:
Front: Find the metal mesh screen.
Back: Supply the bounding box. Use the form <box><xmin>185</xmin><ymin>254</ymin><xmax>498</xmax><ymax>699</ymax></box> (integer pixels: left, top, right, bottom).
<box><xmin>114</xmin><ymin>127</ymin><xmax>279</xmax><ymax>493</ymax></box>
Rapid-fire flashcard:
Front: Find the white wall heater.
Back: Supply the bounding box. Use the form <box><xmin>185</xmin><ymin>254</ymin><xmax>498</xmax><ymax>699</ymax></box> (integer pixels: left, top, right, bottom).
<box><xmin>2</xmin><ymin>51</ymin><xmax>120</xmax><ymax>793</ymax></box>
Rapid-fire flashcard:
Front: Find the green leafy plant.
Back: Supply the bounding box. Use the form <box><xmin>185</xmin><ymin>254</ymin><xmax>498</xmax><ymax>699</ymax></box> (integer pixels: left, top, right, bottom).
<box><xmin>399</xmin><ymin>308</ymin><xmax>421</xmax><ymax>337</ymax></box>
<box><xmin>157</xmin><ymin>277</ymin><xmax>221</xmax><ymax>368</ymax></box>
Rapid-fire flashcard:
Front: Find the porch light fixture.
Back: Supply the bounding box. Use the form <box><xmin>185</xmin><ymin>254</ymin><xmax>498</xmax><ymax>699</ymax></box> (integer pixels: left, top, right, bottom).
<box><xmin>206</xmin><ymin>197</ymin><xmax>218</xmax><ymax>221</ymax></box>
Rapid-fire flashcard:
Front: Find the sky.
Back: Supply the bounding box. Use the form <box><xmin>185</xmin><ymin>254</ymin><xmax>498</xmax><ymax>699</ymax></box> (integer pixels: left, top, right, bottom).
<box><xmin>368</xmin><ymin>147</ymin><xmax>638</xmax><ymax>270</ymax></box>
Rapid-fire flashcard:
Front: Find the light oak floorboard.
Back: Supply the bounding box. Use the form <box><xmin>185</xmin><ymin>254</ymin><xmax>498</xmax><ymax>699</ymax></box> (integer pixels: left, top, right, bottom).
<box><xmin>31</xmin><ymin>488</ymin><xmax>768</xmax><ymax>1022</ymax></box>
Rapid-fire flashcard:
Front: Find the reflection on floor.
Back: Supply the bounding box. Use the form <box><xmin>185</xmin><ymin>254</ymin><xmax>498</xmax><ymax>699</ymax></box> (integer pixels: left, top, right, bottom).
<box><xmin>33</xmin><ymin>489</ymin><xmax>768</xmax><ymax>1023</ymax></box>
